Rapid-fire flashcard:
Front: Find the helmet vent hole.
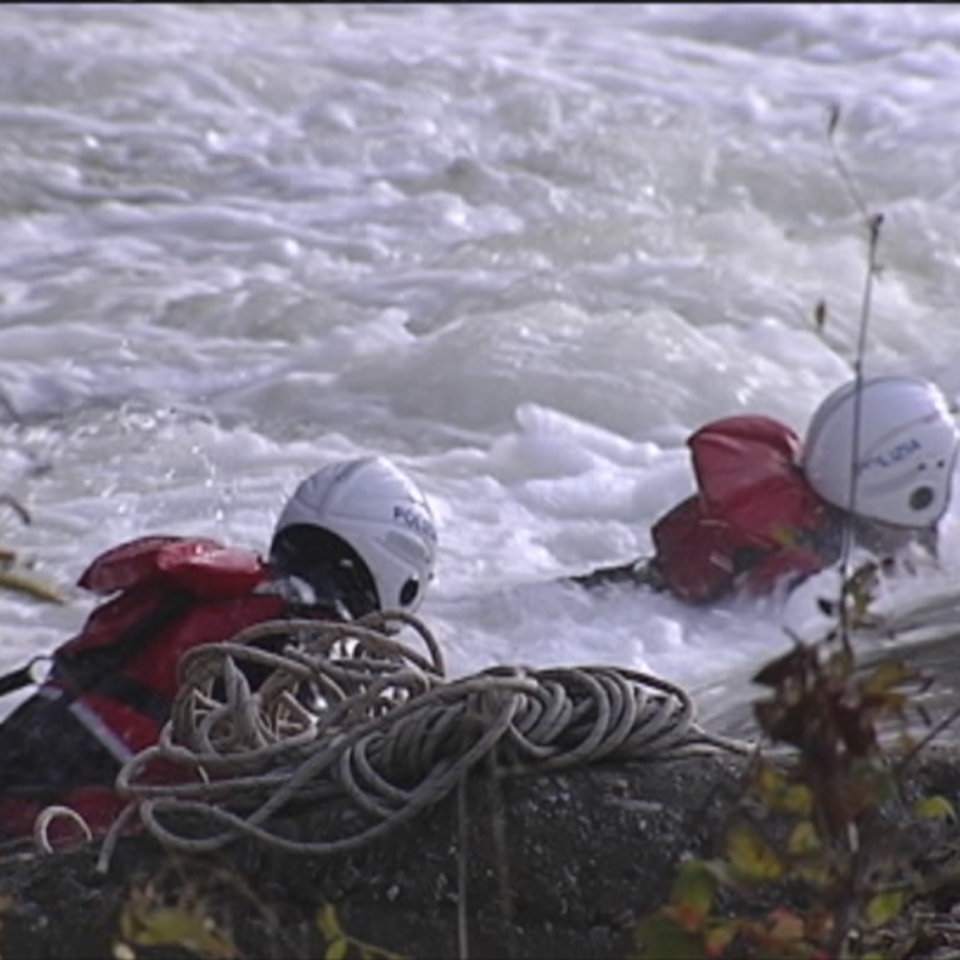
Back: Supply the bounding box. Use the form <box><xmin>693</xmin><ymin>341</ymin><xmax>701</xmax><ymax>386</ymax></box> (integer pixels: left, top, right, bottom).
<box><xmin>399</xmin><ymin>578</ymin><xmax>419</xmax><ymax>607</ymax></box>
<box><xmin>909</xmin><ymin>486</ymin><xmax>934</xmax><ymax>512</ymax></box>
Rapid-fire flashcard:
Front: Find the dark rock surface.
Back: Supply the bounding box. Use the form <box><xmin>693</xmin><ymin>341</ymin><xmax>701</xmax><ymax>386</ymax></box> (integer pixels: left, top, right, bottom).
<box><xmin>1</xmin><ymin>744</ymin><xmax>960</xmax><ymax>960</ymax></box>
<box><xmin>0</xmin><ymin>754</ymin><xmax>744</xmax><ymax>959</ymax></box>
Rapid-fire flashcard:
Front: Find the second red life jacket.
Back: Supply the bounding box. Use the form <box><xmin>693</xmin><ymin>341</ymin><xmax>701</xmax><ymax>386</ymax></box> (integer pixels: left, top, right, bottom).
<box><xmin>650</xmin><ymin>415</ymin><xmax>835</xmax><ymax>604</ymax></box>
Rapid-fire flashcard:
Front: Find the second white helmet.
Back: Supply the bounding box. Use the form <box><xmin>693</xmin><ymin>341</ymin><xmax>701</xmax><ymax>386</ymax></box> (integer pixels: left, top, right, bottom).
<box><xmin>273</xmin><ymin>456</ymin><xmax>438</xmax><ymax>615</ymax></box>
<box><xmin>802</xmin><ymin>375</ymin><xmax>959</xmax><ymax>528</ymax></box>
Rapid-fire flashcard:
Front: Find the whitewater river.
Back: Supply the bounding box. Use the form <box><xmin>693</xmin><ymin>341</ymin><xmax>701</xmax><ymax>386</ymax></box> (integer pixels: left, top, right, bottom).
<box><xmin>3</xmin><ymin>4</ymin><xmax>960</xmax><ymax>734</ymax></box>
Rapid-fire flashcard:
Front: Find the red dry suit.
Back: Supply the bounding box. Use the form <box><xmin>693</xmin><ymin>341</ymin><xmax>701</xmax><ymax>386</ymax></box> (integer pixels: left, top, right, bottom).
<box><xmin>648</xmin><ymin>415</ymin><xmax>838</xmax><ymax>604</ymax></box>
<box><xmin>0</xmin><ymin>535</ymin><xmax>312</xmax><ymax>846</ymax></box>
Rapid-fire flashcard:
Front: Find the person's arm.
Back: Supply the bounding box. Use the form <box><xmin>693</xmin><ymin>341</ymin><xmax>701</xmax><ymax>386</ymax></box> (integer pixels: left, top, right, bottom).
<box><xmin>567</xmin><ymin>557</ymin><xmax>663</xmax><ymax>591</ymax></box>
<box><xmin>569</xmin><ymin>417</ymin><xmax>824</xmax><ymax>603</ymax></box>
<box><xmin>739</xmin><ymin>543</ymin><xmax>830</xmax><ymax>596</ymax></box>
<box><xmin>568</xmin><ymin>495</ymin><xmax>741</xmax><ymax>604</ymax></box>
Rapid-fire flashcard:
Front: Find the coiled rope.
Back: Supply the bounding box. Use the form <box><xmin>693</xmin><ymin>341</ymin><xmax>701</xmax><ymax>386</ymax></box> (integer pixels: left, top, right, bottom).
<box><xmin>107</xmin><ymin>611</ymin><xmax>752</xmax><ymax>863</ymax></box>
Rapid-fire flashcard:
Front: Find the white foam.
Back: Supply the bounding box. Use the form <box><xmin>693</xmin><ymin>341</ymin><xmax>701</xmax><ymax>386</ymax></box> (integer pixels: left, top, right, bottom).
<box><xmin>2</xmin><ymin>4</ymin><xmax>960</xmax><ymax>722</ymax></box>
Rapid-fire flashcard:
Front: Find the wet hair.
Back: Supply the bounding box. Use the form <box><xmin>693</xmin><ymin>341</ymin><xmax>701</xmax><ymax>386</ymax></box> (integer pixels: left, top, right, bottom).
<box><xmin>268</xmin><ymin>524</ymin><xmax>380</xmax><ymax>620</ymax></box>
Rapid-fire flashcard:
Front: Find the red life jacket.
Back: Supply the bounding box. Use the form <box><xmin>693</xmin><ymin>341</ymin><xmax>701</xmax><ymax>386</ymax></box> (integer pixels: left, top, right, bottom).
<box><xmin>650</xmin><ymin>416</ymin><xmax>834</xmax><ymax>604</ymax></box>
<box><xmin>0</xmin><ymin>535</ymin><xmax>352</xmax><ymax>847</ymax></box>
<box><xmin>47</xmin><ymin>535</ymin><xmax>288</xmax><ymax>761</ymax></box>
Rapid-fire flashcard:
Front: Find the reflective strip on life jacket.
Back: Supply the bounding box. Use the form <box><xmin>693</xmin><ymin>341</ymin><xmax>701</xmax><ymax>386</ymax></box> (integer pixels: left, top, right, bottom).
<box><xmin>63</xmin><ymin>673</ymin><xmax>180</xmax><ymax>761</ymax></box>
<box><xmin>32</xmin><ymin>679</ymin><xmax>140</xmax><ymax>764</ymax></box>
<box><xmin>92</xmin><ymin>672</ymin><xmax>172</xmax><ymax>730</ymax></box>
<box><xmin>68</xmin><ymin>696</ymin><xmax>136</xmax><ymax>764</ymax></box>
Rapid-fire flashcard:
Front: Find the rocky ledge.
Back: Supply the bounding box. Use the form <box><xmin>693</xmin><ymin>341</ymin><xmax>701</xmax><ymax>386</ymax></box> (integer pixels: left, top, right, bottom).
<box><xmin>2</xmin><ymin>744</ymin><xmax>960</xmax><ymax>960</ymax></box>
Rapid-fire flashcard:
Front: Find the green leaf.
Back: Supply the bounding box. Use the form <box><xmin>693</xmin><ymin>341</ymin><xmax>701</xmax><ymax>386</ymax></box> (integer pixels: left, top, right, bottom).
<box><xmin>670</xmin><ymin>861</ymin><xmax>717</xmax><ymax>923</ymax></box>
<box><xmin>121</xmin><ymin>905</ymin><xmax>235</xmax><ymax>958</ymax></box>
<box><xmin>780</xmin><ymin>783</ymin><xmax>814</xmax><ymax>817</ymax></box>
<box><xmin>796</xmin><ymin>862</ymin><xmax>834</xmax><ymax>889</ymax></box>
<box><xmin>787</xmin><ymin>820</ymin><xmax>821</xmax><ymax>855</ymax></box>
<box><xmin>914</xmin><ymin>795</ymin><xmax>957</xmax><ymax>823</ymax></box>
<box><xmin>634</xmin><ymin>913</ymin><xmax>707</xmax><ymax>960</ymax></box>
<box><xmin>698</xmin><ymin>858</ymin><xmax>735</xmax><ymax>888</ymax></box>
<box><xmin>864</xmin><ymin>890</ymin><xmax>905</xmax><ymax>928</ymax></box>
<box><xmin>726</xmin><ymin>822</ymin><xmax>784</xmax><ymax>881</ymax></box>
<box><xmin>325</xmin><ymin>937</ymin><xmax>349</xmax><ymax>960</ymax></box>
<box><xmin>703</xmin><ymin>921</ymin><xmax>738</xmax><ymax>958</ymax></box>
<box><xmin>317</xmin><ymin>903</ymin><xmax>344</xmax><ymax>941</ymax></box>
<box><xmin>861</xmin><ymin>659</ymin><xmax>912</xmax><ymax>696</ymax></box>
<box><xmin>755</xmin><ymin>764</ymin><xmax>813</xmax><ymax>816</ymax></box>
<box><xmin>755</xmin><ymin>762</ymin><xmax>787</xmax><ymax>795</ymax></box>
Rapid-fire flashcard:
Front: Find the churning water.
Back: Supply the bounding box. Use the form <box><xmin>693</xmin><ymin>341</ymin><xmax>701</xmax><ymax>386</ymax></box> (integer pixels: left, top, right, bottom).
<box><xmin>3</xmin><ymin>3</ymin><xmax>960</xmax><ymax>727</ymax></box>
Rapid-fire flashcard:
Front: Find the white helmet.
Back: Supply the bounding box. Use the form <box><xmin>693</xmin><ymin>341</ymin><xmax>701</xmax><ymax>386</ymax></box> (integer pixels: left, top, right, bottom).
<box><xmin>272</xmin><ymin>456</ymin><xmax>438</xmax><ymax>615</ymax></box>
<box><xmin>802</xmin><ymin>375</ymin><xmax>959</xmax><ymax>528</ymax></box>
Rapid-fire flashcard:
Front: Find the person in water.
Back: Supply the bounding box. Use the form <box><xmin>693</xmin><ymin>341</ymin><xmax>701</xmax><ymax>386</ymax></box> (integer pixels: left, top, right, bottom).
<box><xmin>0</xmin><ymin>455</ymin><xmax>439</xmax><ymax>844</ymax></box>
<box><xmin>573</xmin><ymin>374</ymin><xmax>960</xmax><ymax>604</ymax></box>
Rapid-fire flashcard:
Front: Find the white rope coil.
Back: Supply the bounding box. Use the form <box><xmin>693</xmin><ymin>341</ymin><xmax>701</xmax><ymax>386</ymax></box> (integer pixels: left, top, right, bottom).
<box><xmin>112</xmin><ymin>611</ymin><xmax>751</xmax><ymax>858</ymax></box>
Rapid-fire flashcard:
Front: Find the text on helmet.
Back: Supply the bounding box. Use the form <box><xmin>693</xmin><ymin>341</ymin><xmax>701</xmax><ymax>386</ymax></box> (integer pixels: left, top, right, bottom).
<box><xmin>393</xmin><ymin>504</ymin><xmax>438</xmax><ymax>543</ymax></box>
<box><xmin>862</xmin><ymin>437</ymin><xmax>921</xmax><ymax>471</ymax></box>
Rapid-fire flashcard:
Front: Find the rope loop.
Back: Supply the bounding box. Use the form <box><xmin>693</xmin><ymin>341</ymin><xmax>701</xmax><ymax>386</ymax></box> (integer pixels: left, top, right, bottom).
<box><xmin>112</xmin><ymin>613</ymin><xmax>751</xmax><ymax>859</ymax></box>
